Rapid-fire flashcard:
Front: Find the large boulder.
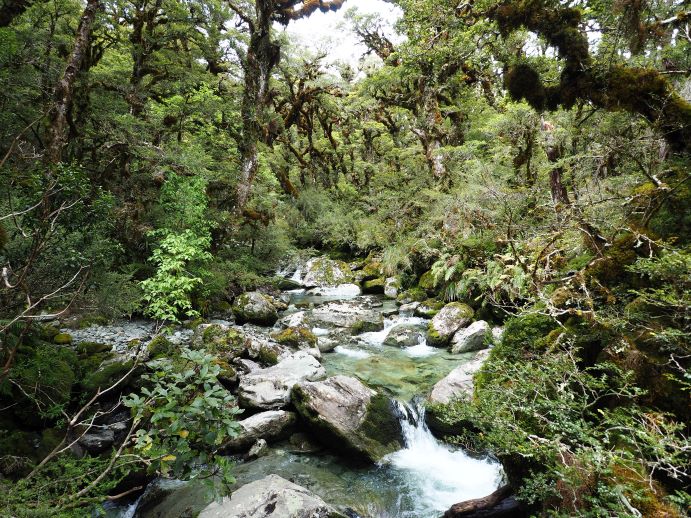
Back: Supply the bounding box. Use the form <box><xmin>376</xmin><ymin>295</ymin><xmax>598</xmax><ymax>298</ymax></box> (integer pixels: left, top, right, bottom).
<box><xmin>222</xmin><ymin>410</ymin><xmax>297</xmax><ymax>452</ymax></box>
<box><xmin>232</xmin><ymin>292</ymin><xmax>278</xmax><ymax>326</ymax></box>
<box><xmin>427</xmin><ymin>302</ymin><xmax>474</xmax><ymax>347</ymax></box>
<box><xmin>191</xmin><ymin>324</ymin><xmax>250</xmax><ymax>360</ymax></box>
<box><xmin>311</xmin><ymin>300</ymin><xmax>383</xmax><ymax>330</ymax></box>
<box><xmin>383</xmin><ymin>323</ymin><xmax>425</xmax><ymax>348</ymax></box>
<box><xmin>429</xmin><ymin>350</ymin><xmax>490</xmax><ymax>405</ymax></box>
<box><xmin>238</xmin><ymin>351</ymin><xmax>326</xmax><ymax>410</ymax></box>
<box><xmin>302</xmin><ymin>257</ymin><xmax>353</xmax><ymax>287</ymax></box>
<box><xmin>450</xmin><ymin>320</ymin><xmax>490</xmax><ymax>354</ymax></box>
<box><xmin>199</xmin><ymin>474</ymin><xmax>345</xmax><ymax>518</ymax></box>
<box><xmin>291</xmin><ymin>375</ymin><xmax>404</xmax><ymax>463</ymax></box>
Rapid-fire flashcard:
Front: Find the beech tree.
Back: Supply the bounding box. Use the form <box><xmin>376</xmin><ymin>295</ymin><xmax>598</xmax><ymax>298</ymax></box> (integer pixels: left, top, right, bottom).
<box><xmin>226</xmin><ymin>0</ymin><xmax>346</xmax><ymax>210</ymax></box>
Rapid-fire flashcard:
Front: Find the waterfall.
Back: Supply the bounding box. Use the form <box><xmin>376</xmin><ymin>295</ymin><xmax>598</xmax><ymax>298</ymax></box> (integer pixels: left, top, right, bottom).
<box><xmin>383</xmin><ymin>399</ymin><xmax>504</xmax><ymax>514</ymax></box>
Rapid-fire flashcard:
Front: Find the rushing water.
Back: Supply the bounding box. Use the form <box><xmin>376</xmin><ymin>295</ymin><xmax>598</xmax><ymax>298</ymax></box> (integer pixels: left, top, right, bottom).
<box><xmin>107</xmin><ymin>277</ymin><xmax>504</xmax><ymax>517</ymax></box>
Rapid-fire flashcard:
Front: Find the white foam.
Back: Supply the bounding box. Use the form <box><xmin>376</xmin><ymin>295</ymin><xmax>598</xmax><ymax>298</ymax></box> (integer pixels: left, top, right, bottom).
<box><xmin>334</xmin><ymin>345</ymin><xmax>371</xmax><ymax>359</ymax></box>
<box><xmin>384</xmin><ymin>405</ymin><xmax>504</xmax><ymax>513</ymax></box>
<box><xmin>405</xmin><ymin>337</ymin><xmax>437</xmax><ymax>358</ymax></box>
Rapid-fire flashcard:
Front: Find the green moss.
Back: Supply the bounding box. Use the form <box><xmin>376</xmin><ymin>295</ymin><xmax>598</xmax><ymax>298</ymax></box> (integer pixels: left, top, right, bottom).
<box><xmin>362</xmin><ymin>277</ymin><xmax>385</xmax><ymax>294</ymax></box>
<box><xmin>76</xmin><ymin>341</ymin><xmax>111</xmax><ymax>355</ymax></box>
<box><xmin>361</xmin><ymin>260</ymin><xmax>382</xmax><ymax>281</ymax></box>
<box><xmin>147</xmin><ymin>335</ymin><xmax>174</xmax><ymax>359</ymax></box>
<box><xmin>490</xmin><ymin>312</ymin><xmax>559</xmax><ymax>363</ymax></box>
<box><xmin>417</xmin><ymin>298</ymin><xmax>445</xmax><ymax>318</ymax></box>
<box><xmin>39</xmin><ymin>324</ymin><xmax>60</xmax><ymax>341</ymax></box>
<box><xmin>76</xmin><ymin>315</ymin><xmax>110</xmax><ymax>329</ymax></box>
<box><xmin>271</xmin><ymin>327</ymin><xmax>317</xmax><ymax>349</ymax></box>
<box><xmin>256</xmin><ymin>346</ymin><xmax>279</xmax><ymax>366</ymax></box>
<box><xmin>53</xmin><ymin>333</ymin><xmax>72</xmax><ymax>345</ymax></box>
<box><xmin>358</xmin><ymin>393</ymin><xmax>404</xmax><ymax>458</ymax></box>
<box><xmin>418</xmin><ymin>270</ymin><xmax>436</xmax><ymax>292</ymax></box>
<box><xmin>351</xmin><ymin>319</ymin><xmax>384</xmax><ymax>335</ymax></box>
<box><xmin>81</xmin><ymin>359</ymin><xmax>134</xmax><ymax>394</ymax></box>
<box><xmin>398</xmin><ymin>287</ymin><xmax>428</xmax><ymax>302</ymax></box>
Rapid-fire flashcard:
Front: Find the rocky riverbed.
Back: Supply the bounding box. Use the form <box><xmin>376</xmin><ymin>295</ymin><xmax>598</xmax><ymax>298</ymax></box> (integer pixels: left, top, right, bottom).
<box><xmin>73</xmin><ymin>256</ymin><xmax>507</xmax><ymax>518</ymax></box>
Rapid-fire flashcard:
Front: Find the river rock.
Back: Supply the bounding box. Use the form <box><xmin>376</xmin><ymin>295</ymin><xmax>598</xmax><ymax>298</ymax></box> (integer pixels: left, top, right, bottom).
<box><xmin>399</xmin><ymin>301</ymin><xmax>421</xmax><ymax>315</ymax></box>
<box><xmin>238</xmin><ymin>351</ymin><xmax>326</xmax><ymax>410</ymax></box>
<box><xmin>246</xmin><ymin>439</ymin><xmax>269</xmax><ymax>459</ymax></box>
<box><xmin>450</xmin><ymin>320</ymin><xmax>490</xmax><ymax>353</ymax></box>
<box><xmin>292</xmin><ymin>375</ymin><xmax>404</xmax><ymax>463</ymax></box>
<box><xmin>232</xmin><ymin>291</ymin><xmax>278</xmax><ymax>326</ymax></box>
<box><xmin>429</xmin><ymin>350</ymin><xmax>490</xmax><ymax>405</ymax></box>
<box><xmin>383</xmin><ymin>323</ymin><xmax>425</xmax><ymax>348</ymax></box>
<box><xmin>222</xmin><ymin>410</ymin><xmax>297</xmax><ymax>452</ymax></box>
<box><xmin>78</xmin><ymin>429</ymin><xmax>115</xmax><ymax>454</ymax></box>
<box><xmin>384</xmin><ymin>277</ymin><xmax>400</xmax><ymax>299</ymax></box>
<box><xmin>271</xmin><ymin>326</ymin><xmax>318</xmax><ymax>350</ymax></box>
<box><xmin>278</xmin><ymin>310</ymin><xmax>309</xmax><ymax>329</ymax></box>
<box><xmin>427</xmin><ymin>302</ymin><xmax>474</xmax><ymax>347</ymax></box>
<box><xmin>311</xmin><ymin>301</ymin><xmax>383</xmax><ymax>330</ymax></box>
<box><xmin>199</xmin><ymin>474</ymin><xmax>344</xmax><ymax>518</ymax></box>
<box><xmin>302</xmin><ymin>257</ymin><xmax>353</xmax><ymax>287</ymax></box>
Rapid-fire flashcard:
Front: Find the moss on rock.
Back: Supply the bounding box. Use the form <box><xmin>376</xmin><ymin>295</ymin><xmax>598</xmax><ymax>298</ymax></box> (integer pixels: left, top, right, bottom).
<box><xmin>362</xmin><ymin>277</ymin><xmax>385</xmax><ymax>294</ymax></box>
<box><xmin>53</xmin><ymin>333</ymin><xmax>72</xmax><ymax>345</ymax></box>
<box><xmin>271</xmin><ymin>326</ymin><xmax>317</xmax><ymax>349</ymax></box>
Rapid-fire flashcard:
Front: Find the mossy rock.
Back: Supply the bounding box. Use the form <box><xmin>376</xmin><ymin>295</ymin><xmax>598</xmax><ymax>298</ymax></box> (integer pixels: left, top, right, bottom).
<box><xmin>39</xmin><ymin>324</ymin><xmax>60</xmax><ymax>341</ymax></box>
<box><xmin>53</xmin><ymin>333</ymin><xmax>73</xmax><ymax>345</ymax></box>
<box><xmin>76</xmin><ymin>341</ymin><xmax>111</xmax><ymax>356</ymax></box>
<box><xmin>397</xmin><ymin>287</ymin><xmax>428</xmax><ymax>303</ymax></box>
<box><xmin>271</xmin><ymin>326</ymin><xmax>317</xmax><ymax>349</ymax></box>
<box><xmin>351</xmin><ymin>319</ymin><xmax>384</xmax><ymax>335</ymax></box>
<box><xmin>81</xmin><ymin>359</ymin><xmax>135</xmax><ymax>395</ymax></box>
<box><xmin>0</xmin><ymin>430</ymin><xmax>38</xmax><ymax>476</ymax></box>
<box><xmin>418</xmin><ymin>270</ymin><xmax>436</xmax><ymax>293</ymax></box>
<box><xmin>360</xmin><ymin>260</ymin><xmax>382</xmax><ymax>282</ymax></box>
<box><xmin>147</xmin><ymin>335</ymin><xmax>174</xmax><ymax>359</ymax></box>
<box><xmin>76</xmin><ymin>315</ymin><xmax>110</xmax><ymax>329</ymax></box>
<box><xmin>426</xmin><ymin>302</ymin><xmax>474</xmax><ymax>347</ymax></box>
<box><xmin>302</xmin><ymin>257</ymin><xmax>354</xmax><ymax>287</ymax></box>
<box><xmin>232</xmin><ymin>292</ymin><xmax>278</xmax><ymax>326</ymax></box>
<box><xmin>256</xmin><ymin>346</ymin><xmax>279</xmax><ymax>366</ymax></box>
<box><xmin>212</xmin><ymin>359</ymin><xmax>238</xmax><ymax>387</ymax></box>
<box><xmin>195</xmin><ymin>325</ymin><xmax>250</xmax><ymax>360</ymax></box>
<box><xmin>415</xmin><ymin>298</ymin><xmax>445</xmax><ymax>318</ymax></box>
<box><xmin>362</xmin><ymin>277</ymin><xmax>385</xmax><ymax>294</ymax></box>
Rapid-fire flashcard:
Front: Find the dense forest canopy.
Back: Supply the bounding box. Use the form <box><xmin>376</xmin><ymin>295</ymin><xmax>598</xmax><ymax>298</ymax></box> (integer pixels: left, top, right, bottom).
<box><xmin>0</xmin><ymin>0</ymin><xmax>689</xmax><ymax>516</ymax></box>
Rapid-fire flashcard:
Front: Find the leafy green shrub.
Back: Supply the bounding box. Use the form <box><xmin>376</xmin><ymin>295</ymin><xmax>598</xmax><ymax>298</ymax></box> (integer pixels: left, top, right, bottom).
<box><xmin>123</xmin><ymin>348</ymin><xmax>242</xmax><ymax>483</ymax></box>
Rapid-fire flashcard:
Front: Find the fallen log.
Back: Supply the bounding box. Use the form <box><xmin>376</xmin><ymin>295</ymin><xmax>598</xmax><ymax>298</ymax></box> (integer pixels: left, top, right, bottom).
<box><xmin>443</xmin><ymin>485</ymin><xmax>523</xmax><ymax>517</ymax></box>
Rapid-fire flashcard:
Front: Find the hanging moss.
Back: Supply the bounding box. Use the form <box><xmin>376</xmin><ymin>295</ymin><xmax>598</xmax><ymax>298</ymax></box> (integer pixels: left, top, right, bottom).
<box><xmin>505</xmin><ymin>63</ymin><xmax>546</xmax><ymax>110</ymax></box>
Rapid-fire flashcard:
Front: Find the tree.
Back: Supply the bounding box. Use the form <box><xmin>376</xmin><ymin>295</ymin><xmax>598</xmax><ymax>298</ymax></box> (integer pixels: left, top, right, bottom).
<box><xmin>226</xmin><ymin>0</ymin><xmax>346</xmax><ymax>210</ymax></box>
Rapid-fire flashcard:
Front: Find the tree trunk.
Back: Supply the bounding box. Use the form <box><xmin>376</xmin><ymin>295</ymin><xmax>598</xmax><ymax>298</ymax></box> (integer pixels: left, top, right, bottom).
<box><xmin>235</xmin><ymin>0</ymin><xmax>279</xmax><ymax>210</ymax></box>
<box><xmin>44</xmin><ymin>0</ymin><xmax>101</xmax><ymax>164</ymax></box>
<box><xmin>443</xmin><ymin>485</ymin><xmax>523</xmax><ymax>517</ymax></box>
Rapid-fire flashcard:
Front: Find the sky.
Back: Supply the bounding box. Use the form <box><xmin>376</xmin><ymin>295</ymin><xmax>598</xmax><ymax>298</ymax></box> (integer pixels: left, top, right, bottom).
<box><xmin>278</xmin><ymin>0</ymin><xmax>403</xmax><ymax>67</ymax></box>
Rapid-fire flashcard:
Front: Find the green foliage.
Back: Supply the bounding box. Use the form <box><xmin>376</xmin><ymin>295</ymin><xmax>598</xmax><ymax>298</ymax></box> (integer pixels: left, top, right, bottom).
<box><xmin>123</xmin><ymin>348</ymin><xmax>242</xmax><ymax>485</ymax></box>
<box><xmin>436</xmin><ymin>349</ymin><xmax>689</xmax><ymax>516</ymax></box>
<box><xmin>141</xmin><ymin>174</ymin><xmax>213</xmax><ymax>322</ymax></box>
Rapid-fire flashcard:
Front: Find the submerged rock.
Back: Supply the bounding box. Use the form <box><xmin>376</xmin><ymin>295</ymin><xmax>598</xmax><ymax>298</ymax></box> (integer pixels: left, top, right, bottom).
<box><xmin>199</xmin><ymin>474</ymin><xmax>345</xmax><ymax>518</ymax></box>
<box><xmin>450</xmin><ymin>320</ymin><xmax>490</xmax><ymax>354</ymax></box>
<box><xmin>292</xmin><ymin>375</ymin><xmax>404</xmax><ymax>463</ymax></box>
<box><xmin>302</xmin><ymin>257</ymin><xmax>353</xmax><ymax>287</ymax></box>
<box><xmin>427</xmin><ymin>302</ymin><xmax>474</xmax><ymax>347</ymax></box>
<box><xmin>222</xmin><ymin>410</ymin><xmax>297</xmax><ymax>452</ymax></box>
<box><xmin>238</xmin><ymin>351</ymin><xmax>326</xmax><ymax>410</ymax></box>
<box><xmin>232</xmin><ymin>291</ymin><xmax>278</xmax><ymax>326</ymax></box>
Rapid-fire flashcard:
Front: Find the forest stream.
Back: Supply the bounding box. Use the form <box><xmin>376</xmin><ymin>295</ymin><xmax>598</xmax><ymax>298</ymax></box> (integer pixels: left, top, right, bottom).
<box><xmin>106</xmin><ymin>274</ymin><xmax>504</xmax><ymax>518</ymax></box>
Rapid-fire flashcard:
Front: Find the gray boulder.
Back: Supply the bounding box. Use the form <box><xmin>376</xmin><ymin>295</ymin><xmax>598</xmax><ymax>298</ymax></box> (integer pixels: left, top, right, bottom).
<box><xmin>238</xmin><ymin>351</ymin><xmax>326</xmax><ymax>410</ymax></box>
<box><xmin>311</xmin><ymin>300</ymin><xmax>383</xmax><ymax>330</ymax></box>
<box><xmin>232</xmin><ymin>292</ymin><xmax>278</xmax><ymax>326</ymax></box>
<box><xmin>199</xmin><ymin>474</ymin><xmax>344</xmax><ymax>518</ymax></box>
<box><xmin>222</xmin><ymin>410</ymin><xmax>297</xmax><ymax>452</ymax></box>
<box><xmin>78</xmin><ymin>429</ymin><xmax>114</xmax><ymax>454</ymax></box>
<box><xmin>383</xmin><ymin>323</ymin><xmax>425</xmax><ymax>348</ymax></box>
<box><xmin>429</xmin><ymin>349</ymin><xmax>490</xmax><ymax>404</ymax></box>
<box><xmin>292</xmin><ymin>375</ymin><xmax>404</xmax><ymax>463</ymax></box>
<box><xmin>450</xmin><ymin>320</ymin><xmax>490</xmax><ymax>353</ymax></box>
<box><xmin>302</xmin><ymin>257</ymin><xmax>353</xmax><ymax>287</ymax></box>
<box><xmin>427</xmin><ymin>302</ymin><xmax>474</xmax><ymax>347</ymax></box>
